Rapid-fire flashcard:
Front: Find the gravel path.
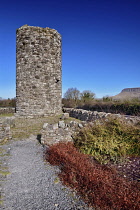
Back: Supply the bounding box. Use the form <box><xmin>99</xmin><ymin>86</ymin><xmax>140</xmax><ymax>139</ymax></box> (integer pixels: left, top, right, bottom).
<box><xmin>1</xmin><ymin>136</ymin><xmax>92</xmax><ymax>210</ymax></box>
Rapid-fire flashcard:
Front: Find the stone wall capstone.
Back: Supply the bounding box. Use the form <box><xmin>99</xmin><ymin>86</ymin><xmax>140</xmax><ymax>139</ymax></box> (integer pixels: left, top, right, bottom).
<box><xmin>16</xmin><ymin>25</ymin><xmax>62</xmax><ymax>117</ymax></box>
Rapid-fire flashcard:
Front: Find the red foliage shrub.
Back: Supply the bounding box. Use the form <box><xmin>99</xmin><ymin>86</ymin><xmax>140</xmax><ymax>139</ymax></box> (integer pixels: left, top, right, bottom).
<box><xmin>46</xmin><ymin>142</ymin><xmax>140</xmax><ymax>210</ymax></box>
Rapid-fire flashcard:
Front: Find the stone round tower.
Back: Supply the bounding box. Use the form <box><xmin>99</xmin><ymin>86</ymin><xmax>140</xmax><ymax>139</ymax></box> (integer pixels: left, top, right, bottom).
<box><xmin>16</xmin><ymin>25</ymin><xmax>62</xmax><ymax>117</ymax></box>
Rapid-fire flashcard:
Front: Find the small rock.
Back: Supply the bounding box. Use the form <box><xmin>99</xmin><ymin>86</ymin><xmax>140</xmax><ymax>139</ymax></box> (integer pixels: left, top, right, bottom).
<box><xmin>60</xmin><ymin>113</ymin><xmax>69</xmax><ymax>120</ymax></box>
<box><xmin>70</xmin><ymin>121</ymin><xmax>78</xmax><ymax>127</ymax></box>
<box><xmin>58</xmin><ymin>121</ymin><xmax>65</xmax><ymax>128</ymax></box>
<box><xmin>78</xmin><ymin>123</ymin><xmax>83</xmax><ymax>128</ymax></box>
<box><xmin>43</xmin><ymin>123</ymin><xmax>48</xmax><ymax>130</ymax></box>
<box><xmin>52</xmin><ymin>123</ymin><xmax>58</xmax><ymax>130</ymax></box>
<box><xmin>54</xmin><ymin>204</ymin><xmax>59</xmax><ymax>207</ymax></box>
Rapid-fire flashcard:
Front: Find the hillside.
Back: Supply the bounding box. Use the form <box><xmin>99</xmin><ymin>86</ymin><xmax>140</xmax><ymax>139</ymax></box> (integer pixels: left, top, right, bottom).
<box><xmin>113</xmin><ymin>87</ymin><xmax>140</xmax><ymax>100</ymax></box>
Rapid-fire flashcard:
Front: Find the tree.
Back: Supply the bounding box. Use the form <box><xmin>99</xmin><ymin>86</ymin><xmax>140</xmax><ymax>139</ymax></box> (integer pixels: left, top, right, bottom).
<box><xmin>102</xmin><ymin>96</ymin><xmax>112</xmax><ymax>102</ymax></box>
<box><xmin>63</xmin><ymin>88</ymin><xmax>81</xmax><ymax>108</ymax></box>
<box><xmin>81</xmin><ymin>90</ymin><xmax>95</xmax><ymax>102</ymax></box>
<box><xmin>64</xmin><ymin>88</ymin><xmax>81</xmax><ymax>101</ymax></box>
<box><xmin>0</xmin><ymin>98</ymin><xmax>16</xmax><ymax>107</ymax></box>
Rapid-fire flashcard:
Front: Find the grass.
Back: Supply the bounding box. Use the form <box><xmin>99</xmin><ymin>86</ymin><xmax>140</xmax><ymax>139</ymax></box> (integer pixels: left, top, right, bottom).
<box><xmin>46</xmin><ymin>142</ymin><xmax>140</xmax><ymax>210</ymax></box>
<box><xmin>0</xmin><ymin>170</ymin><xmax>11</xmax><ymax>176</ymax></box>
<box><xmin>0</xmin><ymin>148</ymin><xmax>10</xmax><ymax>175</ymax></box>
<box><xmin>0</xmin><ymin>145</ymin><xmax>11</xmax><ymax>206</ymax></box>
<box><xmin>64</xmin><ymin>117</ymin><xmax>81</xmax><ymax>124</ymax></box>
<box><xmin>11</xmin><ymin>115</ymin><xmax>63</xmax><ymax>140</ymax></box>
<box><xmin>0</xmin><ymin>148</ymin><xmax>6</xmax><ymax>153</ymax></box>
<box><xmin>11</xmin><ymin>115</ymin><xmax>80</xmax><ymax>140</ymax></box>
<box><xmin>0</xmin><ymin>153</ymin><xmax>10</xmax><ymax>157</ymax></box>
<box><xmin>0</xmin><ymin>113</ymin><xmax>14</xmax><ymax>117</ymax></box>
<box><xmin>0</xmin><ymin>148</ymin><xmax>10</xmax><ymax>157</ymax></box>
<box><xmin>54</xmin><ymin>177</ymin><xmax>60</xmax><ymax>184</ymax></box>
<box><xmin>0</xmin><ymin>138</ymin><xmax>11</xmax><ymax>146</ymax></box>
<box><xmin>0</xmin><ymin>194</ymin><xmax>3</xmax><ymax>205</ymax></box>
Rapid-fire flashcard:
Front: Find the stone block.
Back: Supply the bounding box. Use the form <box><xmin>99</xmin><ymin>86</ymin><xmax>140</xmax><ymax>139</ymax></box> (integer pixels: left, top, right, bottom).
<box><xmin>52</xmin><ymin>123</ymin><xmax>58</xmax><ymax>130</ymax></box>
<box><xmin>60</xmin><ymin>113</ymin><xmax>69</xmax><ymax>120</ymax></box>
<box><xmin>58</xmin><ymin>121</ymin><xmax>65</xmax><ymax>128</ymax></box>
<box><xmin>43</xmin><ymin>123</ymin><xmax>48</xmax><ymax>130</ymax></box>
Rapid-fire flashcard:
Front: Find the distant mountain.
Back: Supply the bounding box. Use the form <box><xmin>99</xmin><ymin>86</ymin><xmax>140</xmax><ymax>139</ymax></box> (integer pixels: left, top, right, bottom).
<box><xmin>113</xmin><ymin>88</ymin><xmax>140</xmax><ymax>100</ymax></box>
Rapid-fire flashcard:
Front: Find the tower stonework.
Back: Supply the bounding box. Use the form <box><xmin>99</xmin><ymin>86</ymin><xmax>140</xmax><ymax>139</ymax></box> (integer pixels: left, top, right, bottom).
<box><xmin>16</xmin><ymin>25</ymin><xmax>62</xmax><ymax>117</ymax></box>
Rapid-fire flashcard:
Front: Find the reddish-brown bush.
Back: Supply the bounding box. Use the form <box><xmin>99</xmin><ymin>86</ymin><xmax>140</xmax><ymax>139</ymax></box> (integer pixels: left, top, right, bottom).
<box><xmin>46</xmin><ymin>142</ymin><xmax>140</xmax><ymax>210</ymax></box>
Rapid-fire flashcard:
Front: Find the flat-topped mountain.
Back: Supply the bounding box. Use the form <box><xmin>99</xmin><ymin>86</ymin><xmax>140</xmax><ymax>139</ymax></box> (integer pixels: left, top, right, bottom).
<box><xmin>122</xmin><ymin>88</ymin><xmax>140</xmax><ymax>93</ymax></box>
<box><xmin>113</xmin><ymin>87</ymin><xmax>140</xmax><ymax>100</ymax></box>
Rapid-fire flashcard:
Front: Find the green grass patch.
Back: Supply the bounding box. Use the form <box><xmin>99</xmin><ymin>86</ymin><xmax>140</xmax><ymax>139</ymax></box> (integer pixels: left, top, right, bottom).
<box><xmin>11</xmin><ymin>115</ymin><xmax>64</xmax><ymax>140</ymax></box>
<box><xmin>0</xmin><ymin>148</ymin><xmax>6</xmax><ymax>154</ymax></box>
<box><xmin>0</xmin><ymin>195</ymin><xmax>4</xmax><ymax>206</ymax></box>
<box><xmin>54</xmin><ymin>177</ymin><xmax>60</xmax><ymax>184</ymax></box>
<box><xmin>73</xmin><ymin>118</ymin><xmax>140</xmax><ymax>164</ymax></box>
<box><xmin>0</xmin><ymin>154</ymin><xmax>10</xmax><ymax>157</ymax></box>
<box><xmin>64</xmin><ymin>117</ymin><xmax>81</xmax><ymax>124</ymax></box>
<box><xmin>0</xmin><ymin>113</ymin><xmax>14</xmax><ymax>117</ymax></box>
<box><xmin>0</xmin><ymin>170</ymin><xmax>11</xmax><ymax>176</ymax></box>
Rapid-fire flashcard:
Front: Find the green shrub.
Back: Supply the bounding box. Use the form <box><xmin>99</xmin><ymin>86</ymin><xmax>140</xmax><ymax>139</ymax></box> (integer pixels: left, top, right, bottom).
<box><xmin>73</xmin><ymin>118</ymin><xmax>140</xmax><ymax>164</ymax></box>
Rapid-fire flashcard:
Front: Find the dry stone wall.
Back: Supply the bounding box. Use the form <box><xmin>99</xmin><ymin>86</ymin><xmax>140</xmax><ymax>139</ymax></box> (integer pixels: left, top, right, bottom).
<box><xmin>40</xmin><ymin>109</ymin><xmax>140</xmax><ymax>146</ymax></box>
<box><xmin>0</xmin><ymin>108</ymin><xmax>15</xmax><ymax>115</ymax></box>
<box><xmin>63</xmin><ymin>108</ymin><xmax>140</xmax><ymax>124</ymax></box>
<box><xmin>41</xmin><ymin>119</ymin><xmax>84</xmax><ymax>146</ymax></box>
<box><xmin>0</xmin><ymin>117</ymin><xmax>15</xmax><ymax>143</ymax></box>
<box><xmin>16</xmin><ymin>25</ymin><xmax>62</xmax><ymax>117</ymax></box>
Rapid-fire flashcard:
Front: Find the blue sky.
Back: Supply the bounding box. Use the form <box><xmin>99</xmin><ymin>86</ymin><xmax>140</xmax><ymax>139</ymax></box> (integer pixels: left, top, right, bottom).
<box><xmin>0</xmin><ymin>0</ymin><xmax>140</xmax><ymax>99</ymax></box>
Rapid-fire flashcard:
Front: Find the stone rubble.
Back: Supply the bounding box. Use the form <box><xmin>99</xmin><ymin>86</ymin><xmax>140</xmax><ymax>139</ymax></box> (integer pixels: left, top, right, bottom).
<box><xmin>41</xmin><ymin>119</ymin><xmax>85</xmax><ymax>146</ymax></box>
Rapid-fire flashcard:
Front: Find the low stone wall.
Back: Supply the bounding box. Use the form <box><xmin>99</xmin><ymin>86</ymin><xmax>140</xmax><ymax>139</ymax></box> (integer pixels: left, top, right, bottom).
<box><xmin>41</xmin><ymin>119</ymin><xmax>84</xmax><ymax>146</ymax></box>
<box><xmin>41</xmin><ymin>109</ymin><xmax>140</xmax><ymax>146</ymax></box>
<box><xmin>0</xmin><ymin>107</ymin><xmax>15</xmax><ymax>115</ymax></box>
<box><xmin>0</xmin><ymin>117</ymin><xmax>15</xmax><ymax>143</ymax></box>
<box><xmin>63</xmin><ymin>108</ymin><xmax>140</xmax><ymax>124</ymax></box>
